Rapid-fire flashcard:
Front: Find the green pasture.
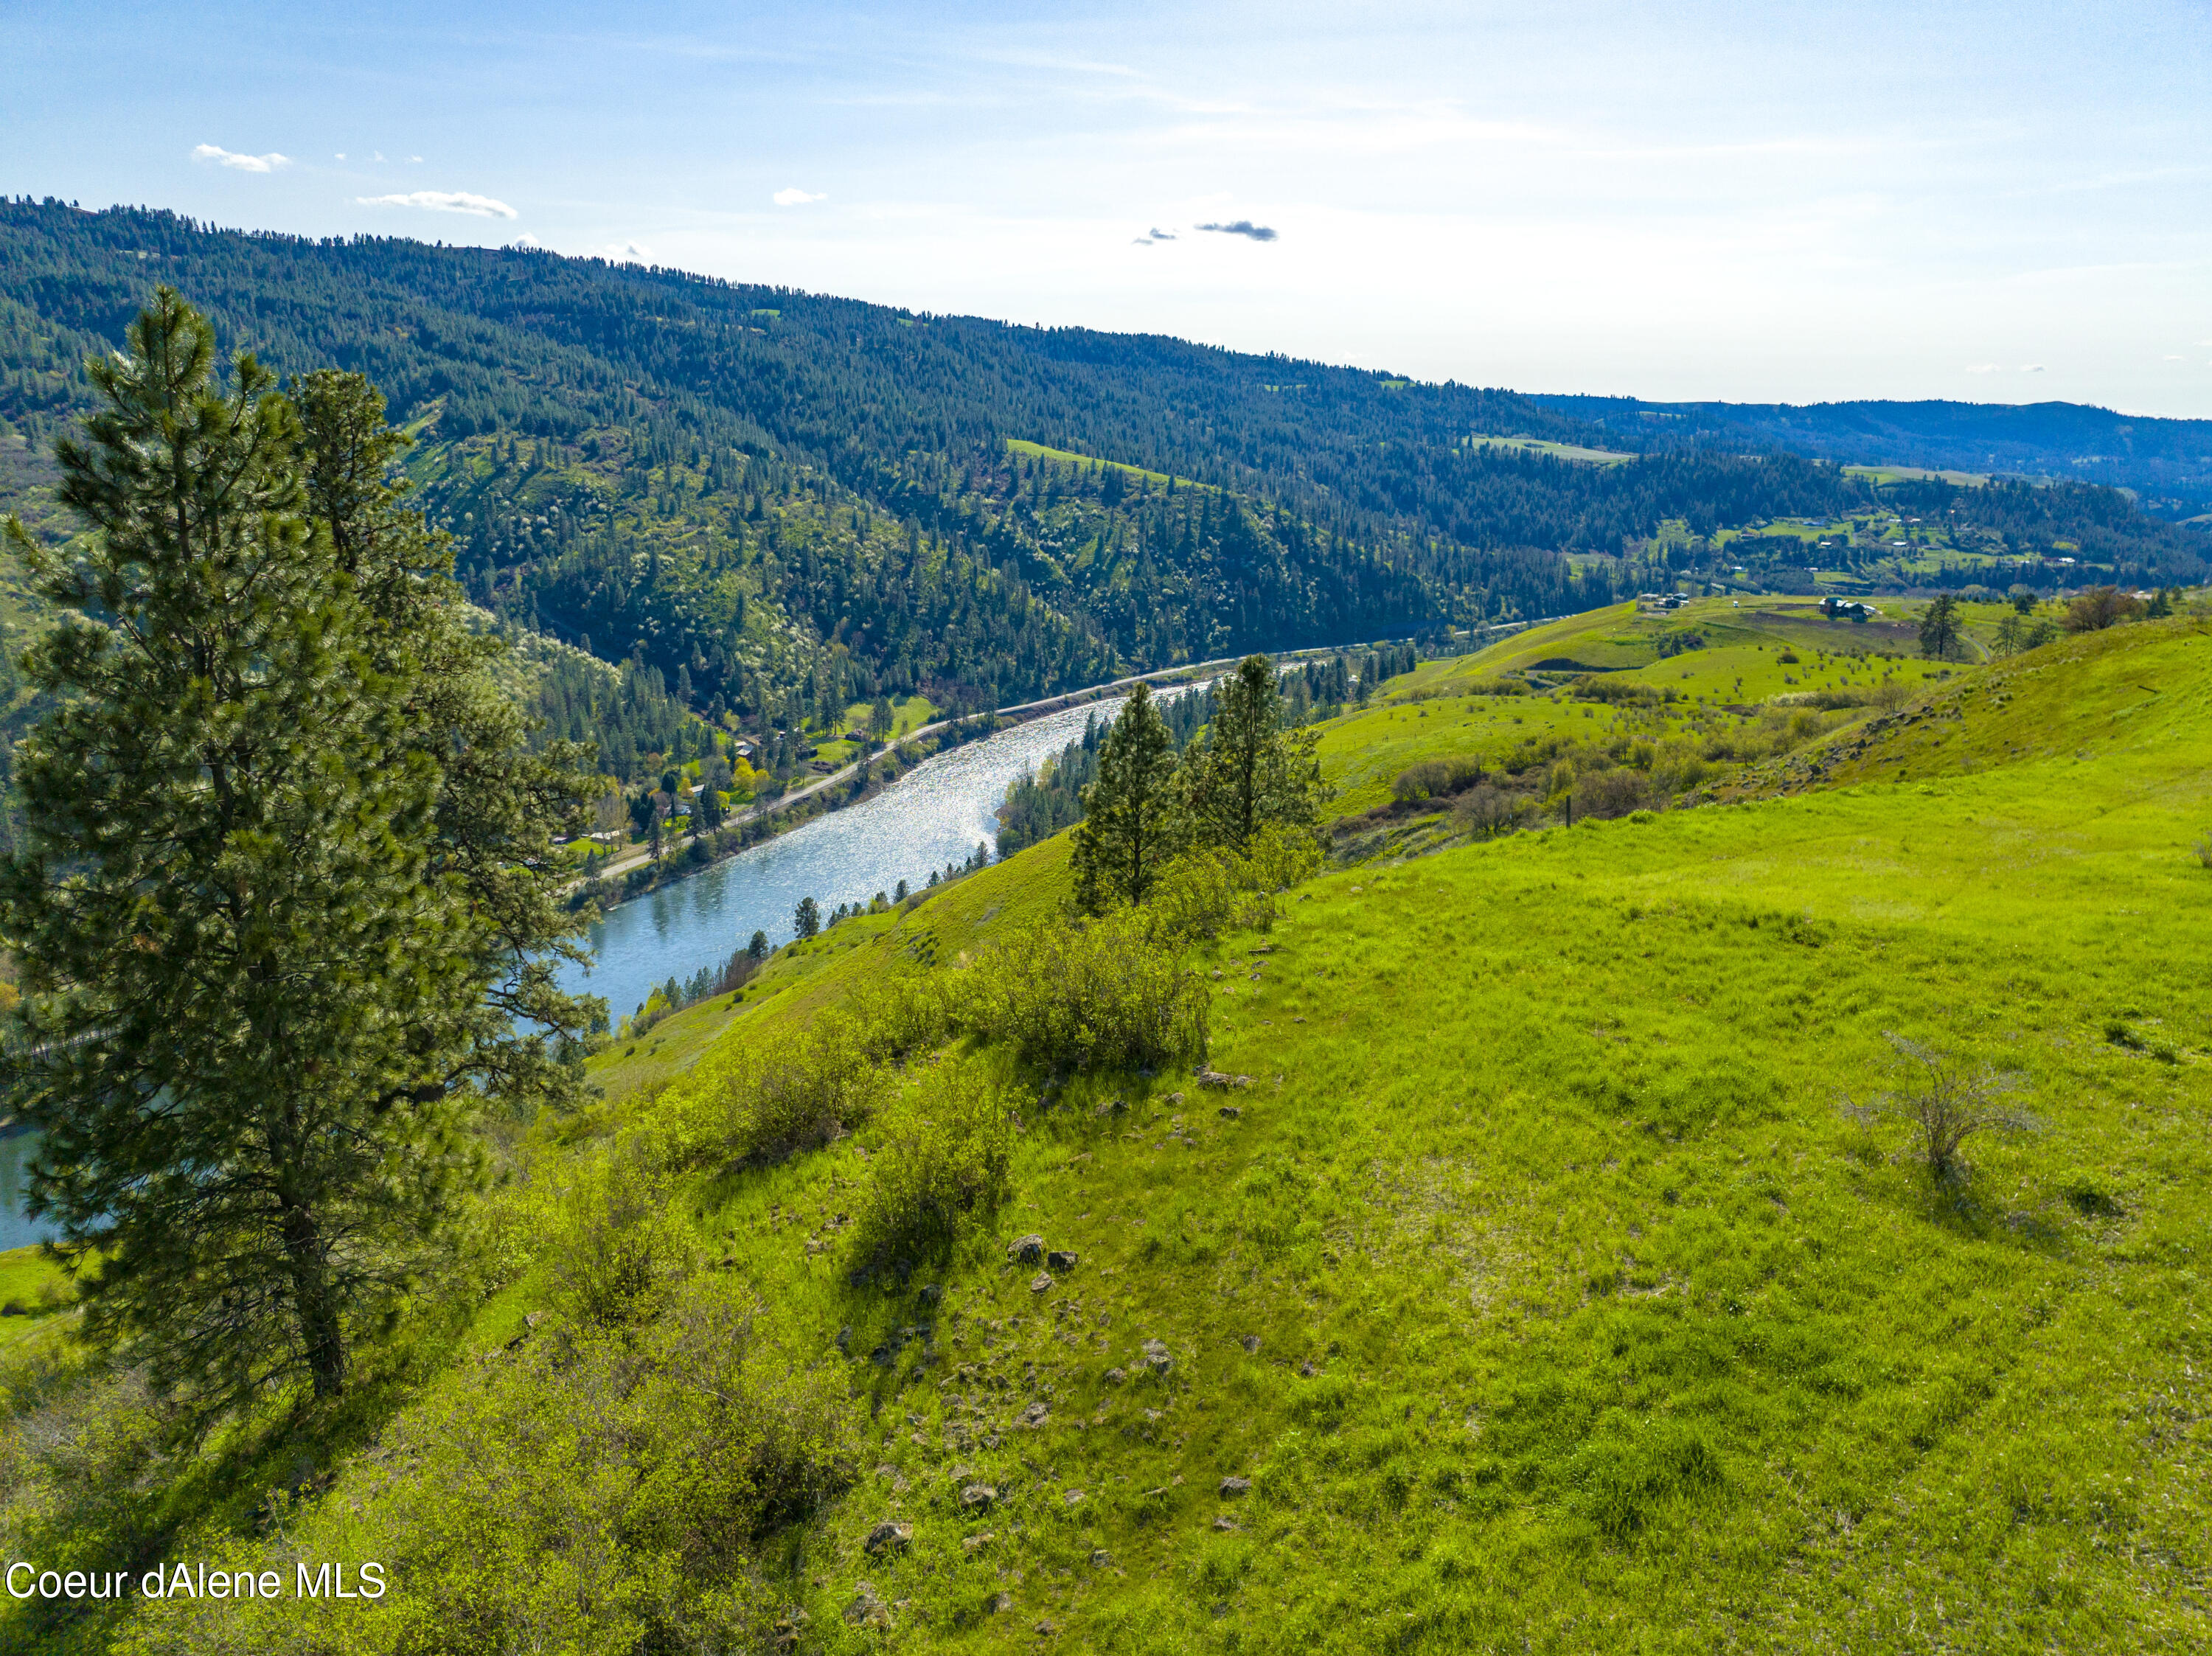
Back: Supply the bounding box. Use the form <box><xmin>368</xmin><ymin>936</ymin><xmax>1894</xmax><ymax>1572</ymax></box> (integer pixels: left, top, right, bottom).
<box><xmin>1463</xmin><ymin>436</ymin><xmax>1635</xmax><ymax>465</ymax></box>
<box><xmin>1004</xmin><ymin>439</ymin><xmax>1179</xmax><ymax>486</ymax></box>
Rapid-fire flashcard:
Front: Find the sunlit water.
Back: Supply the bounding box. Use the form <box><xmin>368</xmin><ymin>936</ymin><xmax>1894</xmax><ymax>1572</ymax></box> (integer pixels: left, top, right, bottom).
<box><xmin>0</xmin><ymin>691</ymin><xmax>1167</xmax><ymax>1246</ymax></box>
<box><xmin>0</xmin><ymin>1130</ymin><xmax>45</xmax><ymax>1250</ymax></box>
<box><xmin>558</xmin><ymin>692</ymin><xmax>1159</xmax><ymax>1026</ymax></box>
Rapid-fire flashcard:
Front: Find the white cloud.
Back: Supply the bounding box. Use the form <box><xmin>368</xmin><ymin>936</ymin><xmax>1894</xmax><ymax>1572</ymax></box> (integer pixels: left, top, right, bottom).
<box><xmin>408</xmin><ymin>155</ymin><xmax>423</xmax><ymax>164</ymax></box>
<box><xmin>192</xmin><ymin>144</ymin><xmax>288</xmax><ymax>173</ymax></box>
<box><xmin>2019</xmin><ymin>363</ymin><xmax>2045</xmax><ymax>373</ymax></box>
<box><xmin>596</xmin><ymin>240</ymin><xmax>653</xmax><ymax>260</ymax></box>
<box><xmin>355</xmin><ymin>189</ymin><xmax>518</xmax><ymax>218</ymax></box>
<box><xmin>372</xmin><ymin>151</ymin><xmax>386</xmax><ymax>162</ymax></box>
<box><xmin>335</xmin><ymin>153</ymin><xmax>347</xmax><ymax>161</ymax></box>
<box><xmin>510</xmin><ymin>233</ymin><xmax>542</xmax><ymax>248</ymax></box>
<box><xmin>1964</xmin><ymin>363</ymin><xmax>2003</xmax><ymax>373</ymax></box>
<box><xmin>773</xmin><ymin>187</ymin><xmax>827</xmax><ymax>207</ymax></box>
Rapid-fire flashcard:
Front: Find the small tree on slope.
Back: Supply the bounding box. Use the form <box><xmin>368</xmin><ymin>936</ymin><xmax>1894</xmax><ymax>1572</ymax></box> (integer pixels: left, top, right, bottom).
<box><xmin>1175</xmin><ymin>655</ymin><xmax>1329</xmax><ymax>852</ymax></box>
<box><xmin>1071</xmin><ymin>680</ymin><xmax>1183</xmax><ymax>914</ymax></box>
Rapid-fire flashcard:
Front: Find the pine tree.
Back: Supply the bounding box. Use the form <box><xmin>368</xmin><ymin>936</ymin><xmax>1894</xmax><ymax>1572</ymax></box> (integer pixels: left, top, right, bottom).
<box><xmin>1919</xmin><ymin>594</ymin><xmax>1963</xmax><ymax>661</ymax></box>
<box><xmin>1070</xmin><ymin>681</ymin><xmax>1182</xmax><ymax>913</ymax></box>
<box><xmin>1175</xmin><ymin>655</ymin><xmax>1328</xmax><ymax>849</ymax></box>
<box><xmin>0</xmin><ymin>291</ymin><xmax>595</xmax><ymax>1420</ymax></box>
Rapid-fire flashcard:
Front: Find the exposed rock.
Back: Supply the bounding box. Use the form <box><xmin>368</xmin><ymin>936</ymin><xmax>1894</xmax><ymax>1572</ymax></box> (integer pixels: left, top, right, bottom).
<box><xmin>844</xmin><ymin>1582</ymin><xmax>892</xmax><ymax>1628</ymax></box>
<box><xmin>1196</xmin><ymin>1070</ymin><xmax>1254</xmax><ymax>1090</ymax></box>
<box><xmin>1213</xmin><ymin>1514</ymin><xmax>1241</xmax><ymax>1532</ymax></box>
<box><xmin>1062</xmin><ymin>1488</ymin><xmax>1086</xmax><ymax>1506</ymax></box>
<box><xmin>1239</xmin><ymin>1334</ymin><xmax>1261</xmax><ymax>1354</ymax></box>
<box><xmin>1036</xmin><ymin>1620</ymin><xmax>1060</xmax><ymax>1635</ymax></box>
<box><xmin>1029</xmin><ymin>1271</ymin><xmax>1054</xmax><ymax>1294</ymax></box>
<box><xmin>1046</xmin><ymin>1249</ymin><xmax>1079</xmax><ymax>1272</ymax></box>
<box><xmin>1090</xmin><ymin>1548</ymin><xmax>1113</xmax><ymax>1567</ymax></box>
<box><xmin>1140</xmin><ymin>1338</ymin><xmax>1173</xmax><ymax>1377</ymax></box>
<box><xmin>1298</xmin><ymin>1359</ymin><xmax>1319</xmax><ymax>1378</ymax></box>
<box><xmin>919</xmin><ymin>1283</ymin><xmax>942</xmax><ymax>1304</ymax></box>
<box><xmin>959</xmin><ymin>1483</ymin><xmax>998</xmax><ymax>1511</ymax></box>
<box><xmin>961</xmin><ymin>1531</ymin><xmax>996</xmax><ymax>1554</ymax></box>
<box><xmin>1102</xmin><ymin>1366</ymin><xmax>1127</xmax><ymax>1385</ymax></box>
<box><xmin>863</xmin><ymin>1520</ymin><xmax>912</xmax><ymax>1556</ymax></box>
<box><xmin>1018</xmin><ymin>1400</ymin><xmax>1051</xmax><ymax>1428</ymax></box>
<box><xmin>1009</xmin><ymin>1234</ymin><xmax>1045</xmax><ymax>1264</ymax></box>
<box><xmin>1220</xmin><ymin>1475</ymin><xmax>1252</xmax><ymax>1497</ymax></box>
<box><xmin>1218</xmin><ymin>1104</ymin><xmax>1242</xmax><ymax>1120</ymax></box>
<box><xmin>987</xmin><ymin>1590</ymin><xmax>1013</xmax><ymax>1613</ymax></box>
<box><xmin>1164</xmin><ymin>1090</ymin><xmax>1186</xmax><ymax>1104</ymax></box>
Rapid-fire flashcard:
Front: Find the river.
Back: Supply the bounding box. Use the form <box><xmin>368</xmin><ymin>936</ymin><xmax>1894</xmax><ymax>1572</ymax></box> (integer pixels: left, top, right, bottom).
<box><xmin>559</xmin><ymin>691</ymin><xmax>1150</xmax><ymax>1028</ymax></box>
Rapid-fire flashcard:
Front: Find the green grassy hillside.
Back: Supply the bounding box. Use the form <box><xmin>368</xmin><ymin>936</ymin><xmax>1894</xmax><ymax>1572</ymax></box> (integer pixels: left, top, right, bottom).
<box><xmin>10</xmin><ymin>616</ymin><xmax>2208</xmax><ymax>1656</ymax></box>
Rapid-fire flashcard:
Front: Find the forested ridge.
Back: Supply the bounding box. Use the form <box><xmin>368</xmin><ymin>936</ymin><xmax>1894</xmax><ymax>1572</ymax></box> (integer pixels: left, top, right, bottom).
<box><xmin>1</xmin><ymin>198</ymin><xmax>2201</xmax><ymax>745</ymax></box>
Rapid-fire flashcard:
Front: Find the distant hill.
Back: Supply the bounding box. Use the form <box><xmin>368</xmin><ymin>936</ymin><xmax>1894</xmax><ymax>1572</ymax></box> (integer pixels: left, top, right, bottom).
<box><xmin>1531</xmin><ymin>394</ymin><xmax>2212</xmax><ymax>513</ymax></box>
<box><xmin>1</xmin><ymin>199</ymin><xmax>2202</xmax><ymax>743</ymax></box>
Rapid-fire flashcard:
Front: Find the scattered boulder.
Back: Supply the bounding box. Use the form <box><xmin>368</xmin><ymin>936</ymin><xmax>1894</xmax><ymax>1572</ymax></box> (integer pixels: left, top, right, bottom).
<box><xmin>1062</xmin><ymin>1488</ymin><xmax>1086</xmax><ymax>1506</ymax></box>
<box><xmin>1029</xmin><ymin>1271</ymin><xmax>1054</xmax><ymax>1295</ymax></box>
<box><xmin>1213</xmin><ymin>1514</ymin><xmax>1241</xmax><ymax>1532</ymax></box>
<box><xmin>863</xmin><ymin>1520</ymin><xmax>912</xmax><ymax>1556</ymax></box>
<box><xmin>1102</xmin><ymin>1366</ymin><xmax>1127</xmax><ymax>1385</ymax></box>
<box><xmin>1090</xmin><ymin>1548</ymin><xmax>1113</xmax><ymax>1567</ymax></box>
<box><xmin>1037</xmin><ymin>1619</ymin><xmax>1060</xmax><ymax>1636</ymax></box>
<box><xmin>1298</xmin><ymin>1359</ymin><xmax>1319</xmax><ymax>1378</ymax></box>
<box><xmin>1218</xmin><ymin>1104</ymin><xmax>1242</xmax><ymax>1120</ymax></box>
<box><xmin>1018</xmin><ymin>1400</ymin><xmax>1051</xmax><ymax>1429</ymax></box>
<box><xmin>1240</xmin><ymin>1334</ymin><xmax>1261</xmax><ymax>1354</ymax></box>
<box><xmin>1220</xmin><ymin>1475</ymin><xmax>1252</xmax><ymax>1498</ymax></box>
<box><xmin>1141</xmin><ymin>1338</ymin><xmax>1173</xmax><ymax>1377</ymax></box>
<box><xmin>844</xmin><ymin>1582</ymin><xmax>892</xmax><ymax>1629</ymax></box>
<box><xmin>987</xmin><ymin>1590</ymin><xmax>1013</xmax><ymax>1613</ymax></box>
<box><xmin>1046</xmin><ymin>1249</ymin><xmax>1079</xmax><ymax>1272</ymax></box>
<box><xmin>1009</xmin><ymin>1234</ymin><xmax>1045</xmax><ymax>1264</ymax></box>
<box><xmin>1196</xmin><ymin>1070</ymin><xmax>1254</xmax><ymax>1090</ymax></box>
<box><xmin>959</xmin><ymin>1483</ymin><xmax>998</xmax><ymax>1511</ymax></box>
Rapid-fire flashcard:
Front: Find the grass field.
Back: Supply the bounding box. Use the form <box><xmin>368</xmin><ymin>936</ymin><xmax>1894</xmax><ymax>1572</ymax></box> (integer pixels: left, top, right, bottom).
<box><xmin>13</xmin><ymin>611</ymin><xmax>2209</xmax><ymax>1656</ymax></box>
<box><xmin>1463</xmin><ymin>436</ymin><xmax>1635</xmax><ymax>465</ymax></box>
<box><xmin>1005</xmin><ymin>440</ymin><xmax>1180</xmax><ymax>486</ymax></box>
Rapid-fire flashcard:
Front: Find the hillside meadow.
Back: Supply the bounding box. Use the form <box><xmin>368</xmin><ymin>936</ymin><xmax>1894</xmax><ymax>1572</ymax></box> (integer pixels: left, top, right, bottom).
<box><xmin>3</xmin><ymin>612</ymin><xmax>2207</xmax><ymax>1655</ymax></box>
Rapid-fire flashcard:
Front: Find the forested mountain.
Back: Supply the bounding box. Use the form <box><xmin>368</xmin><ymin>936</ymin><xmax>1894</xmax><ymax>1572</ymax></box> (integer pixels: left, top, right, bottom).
<box><xmin>1</xmin><ymin>198</ymin><xmax>2202</xmax><ymax>751</ymax></box>
<box><xmin>1534</xmin><ymin>392</ymin><xmax>2212</xmax><ymax>513</ymax></box>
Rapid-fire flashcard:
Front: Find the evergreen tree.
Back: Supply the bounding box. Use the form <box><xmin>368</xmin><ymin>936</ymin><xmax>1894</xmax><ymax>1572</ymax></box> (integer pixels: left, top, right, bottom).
<box><xmin>1919</xmin><ymin>594</ymin><xmax>1964</xmax><ymax>660</ymax></box>
<box><xmin>1070</xmin><ymin>681</ymin><xmax>1182</xmax><ymax>913</ymax></box>
<box><xmin>794</xmin><ymin>895</ymin><xmax>821</xmax><ymax>939</ymax></box>
<box><xmin>0</xmin><ymin>290</ymin><xmax>594</xmax><ymax>1419</ymax></box>
<box><xmin>1176</xmin><ymin>655</ymin><xmax>1329</xmax><ymax>849</ymax></box>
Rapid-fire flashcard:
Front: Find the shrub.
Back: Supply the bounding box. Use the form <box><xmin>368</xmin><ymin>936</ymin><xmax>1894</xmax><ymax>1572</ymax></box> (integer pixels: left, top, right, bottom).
<box><xmin>550</xmin><ymin>1153</ymin><xmax>696</xmax><ymax>1329</ymax></box>
<box><xmin>1572</xmin><ymin>769</ymin><xmax>1649</xmax><ymax>821</ymax></box>
<box><xmin>1454</xmin><ymin>784</ymin><xmax>1531</xmax><ymax>839</ymax></box>
<box><xmin>857</xmin><ymin>970</ymin><xmax>953</xmax><ymax>1064</ymax></box>
<box><xmin>1392</xmin><ymin>755</ymin><xmax>1486</xmax><ymax>803</ymax></box>
<box><xmin>1145</xmin><ymin>825</ymin><xmax>1320</xmax><ymax>944</ymax></box>
<box><xmin>2062</xmin><ymin>585</ymin><xmax>2143</xmax><ymax>633</ymax></box>
<box><xmin>671</xmin><ymin>1015</ymin><xmax>890</xmax><ymax>1169</ymax></box>
<box><xmin>1845</xmin><ymin>1033</ymin><xmax>2039</xmax><ymax>1188</ymax></box>
<box><xmin>959</xmin><ymin>910</ymin><xmax>1209</xmax><ymax>1072</ymax></box>
<box><xmin>1571</xmin><ymin>676</ymin><xmax>1660</xmax><ymax>706</ymax></box>
<box><xmin>848</xmin><ymin>1057</ymin><xmax>1015</xmax><ymax>1268</ymax></box>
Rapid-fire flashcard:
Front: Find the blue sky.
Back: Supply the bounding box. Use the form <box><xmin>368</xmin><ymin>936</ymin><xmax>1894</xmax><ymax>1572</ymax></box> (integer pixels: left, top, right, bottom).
<box><xmin>7</xmin><ymin>1</ymin><xmax>2211</xmax><ymax>415</ymax></box>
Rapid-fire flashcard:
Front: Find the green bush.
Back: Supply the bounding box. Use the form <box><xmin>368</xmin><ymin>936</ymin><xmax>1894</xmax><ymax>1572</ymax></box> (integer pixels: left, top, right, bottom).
<box><xmin>855</xmin><ymin>969</ymin><xmax>954</xmax><ymax>1064</ymax></box>
<box><xmin>1392</xmin><ymin>755</ymin><xmax>1486</xmax><ymax>803</ymax></box>
<box><xmin>549</xmin><ymin>1153</ymin><xmax>696</xmax><ymax>1330</ymax></box>
<box><xmin>137</xmin><ymin>1276</ymin><xmax>860</xmax><ymax>1656</ymax></box>
<box><xmin>848</xmin><ymin>1057</ymin><xmax>1014</xmax><ymax>1268</ymax></box>
<box><xmin>672</xmin><ymin>1013</ymin><xmax>890</xmax><ymax>1168</ymax></box>
<box><xmin>1146</xmin><ymin>824</ymin><xmax>1321</xmax><ymax>944</ymax></box>
<box><xmin>960</xmin><ymin>909</ymin><xmax>1210</xmax><ymax>1072</ymax></box>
